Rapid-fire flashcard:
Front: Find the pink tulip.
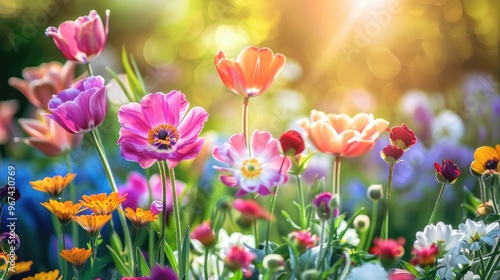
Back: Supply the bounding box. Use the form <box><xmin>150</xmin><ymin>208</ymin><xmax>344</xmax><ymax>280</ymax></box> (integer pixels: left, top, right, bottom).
<box><xmin>45</xmin><ymin>10</ymin><xmax>109</xmax><ymax>63</ymax></box>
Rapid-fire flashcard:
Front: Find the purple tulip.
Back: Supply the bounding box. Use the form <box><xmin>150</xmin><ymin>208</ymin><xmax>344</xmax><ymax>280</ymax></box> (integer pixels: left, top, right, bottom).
<box><xmin>45</xmin><ymin>76</ymin><xmax>109</xmax><ymax>134</ymax></box>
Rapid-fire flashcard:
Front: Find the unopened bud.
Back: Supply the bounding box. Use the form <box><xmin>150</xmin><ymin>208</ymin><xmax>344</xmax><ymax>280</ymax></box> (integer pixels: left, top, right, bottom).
<box><xmin>481</xmin><ymin>170</ymin><xmax>500</xmax><ymax>189</ymax></box>
<box><xmin>302</xmin><ymin>269</ymin><xmax>320</xmax><ymax>280</ymax></box>
<box><xmin>263</xmin><ymin>254</ymin><xmax>284</xmax><ymax>270</ymax></box>
<box><xmin>353</xmin><ymin>214</ymin><xmax>370</xmax><ymax>232</ymax></box>
<box><xmin>476</xmin><ymin>201</ymin><xmax>495</xmax><ymax>216</ymax></box>
<box><xmin>367</xmin><ymin>184</ymin><xmax>384</xmax><ymax>201</ymax></box>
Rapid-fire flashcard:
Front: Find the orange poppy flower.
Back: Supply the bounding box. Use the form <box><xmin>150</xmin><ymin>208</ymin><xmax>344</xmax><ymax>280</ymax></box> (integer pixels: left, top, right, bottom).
<box><xmin>471</xmin><ymin>144</ymin><xmax>500</xmax><ymax>175</ymax></box>
<box><xmin>41</xmin><ymin>200</ymin><xmax>86</xmax><ymax>226</ymax></box>
<box><xmin>30</xmin><ymin>173</ymin><xmax>76</xmax><ymax>198</ymax></box>
<box><xmin>72</xmin><ymin>214</ymin><xmax>112</xmax><ymax>237</ymax></box>
<box><xmin>21</xmin><ymin>269</ymin><xmax>62</xmax><ymax>280</ymax></box>
<box><xmin>80</xmin><ymin>192</ymin><xmax>127</xmax><ymax>215</ymax></box>
<box><xmin>298</xmin><ymin>110</ymin><xmax>389</xmax><ymax>157</ymax></box>
<box><xmin>214</xmin><ymin>46</ymin><xmax>286</xmax><ymax>98</ymax></box>
<box><xmin>60</xmin><ymin>247</ymin><xmax>92</xmax><ymax>271</ymax></box>
<box><xmin>120</xmin><ymin>207</ymin><xmax>157</xmax><ymax>229</ymax></box>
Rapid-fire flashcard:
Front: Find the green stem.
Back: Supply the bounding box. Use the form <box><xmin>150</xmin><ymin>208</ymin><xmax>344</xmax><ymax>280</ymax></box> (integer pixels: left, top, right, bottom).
<box><xmin>485</xmin><ymin>238</ymin><xmax>500</xmax><ymax>279</ymax></box>
<box><xmin>490</xmin><ymin>188</ymin><xmax>499</xmax><ymax>214</ymax></box>
<box><xmin>85</xmin><ymin>63</ymin><xmax>93</xmax><ymax>76</ymax></box>
<box><xmin>380</xmin><ymin>163</ymin><xmax>395</xmax><ymax>239</ymax></box>
<box><xmin>428</xmin><ymin>183</ymin><xmax>447</xmax><ymax>225</ymax></box>
<box><xmin>254</xmin><ymin>221</ymin><xmax>259</xmax><ymax>248</ymax></box>
<box><xmin>90</xmin><ymin>236</ymin><xmax>96</xmax><ymax>271</ymax></box>
<box><xmin>62</xmin><ymin>225</ymin><xmax>67</xmax><ymax>279</ymax></box>
<box><xmin>479</xmin><ymin>178</ymin><xmax>486</xmax><ymax>204</ymax></box>
<box><xmin>89</xmin><ymin>129</ymin><xmax>134</xmax><ymax>273</ymax></box>
<box><xmin>168</xmin><ymin>163</ymin><xmax>182</xmax><ymax>255</ymax></box>
<box><xmin>479</xmin><ymin>250</ymin><xmax>486</xmax><ymax>278</ymax></box>
<box><xmin>77</xmin><ymin>270</ymin><xmax>82</xmax><ymax>280</ymax></box>
<box><xmin>242</xmin><ymin>97</ymin><xmax>250</xmax><ymax>147</ymax></box>
<box><xmin>265</xmin><ymin>186</ymin><xmax>279</xmax><ymax>255</ymax></box>
<box><xmin>204</xmin><ymin>247</ymin><xmax>210</xmax><ymax>280</ymax></box>
<box><xmin>157</xmin><ymin>160</ymin><xmax>167</xmax><ymax>266</ymax></box>
<box><xmin>133</xmin><ymin>227</ymin><xmax>140</xmax><ymax>276</ymax></box>
<box><xmin>296</xmin><ymin>174</ymin><xmax>307</xmax><ymax>229</ymax></box>
<box><xmin>64</xmin><ymin>152</ymin><xmax>79</xmax><ymax>247</ymax></box>
<box><xmin>316</xmin><ymin>219</ymin><xmax>326</xmax><ymax>270</ymax></box>
<box><xmin>364</xmin><ymin>201</ymin><xmax>379</xmax><ymax>252</ymax></box>
<box><xmin>148</xmin><ymin>223</ymin><xmax>155</xmax><ymax>269</ymax></box>
<box><xmin>332</xmin><ymin>156</ymin><xmax>342</xmax><ymax>212</ymax></box>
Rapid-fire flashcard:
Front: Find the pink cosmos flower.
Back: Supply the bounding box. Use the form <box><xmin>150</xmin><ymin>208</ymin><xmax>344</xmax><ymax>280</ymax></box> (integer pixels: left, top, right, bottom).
<box><xmin>8</xmin><ymin>61</ymin><xmax>77</xmax><ymax>111</ymax></box>
<box><xmin>117</xmin><ymin>91</ymin><xmax>209</xmax><ymax>169</ymax></box>
<box><xmin>17</xmin><ymin>113</ymin><xmax>82</xmax><ymax>157</ymax></box>
<box><xmin>117</xmin><ymin>171</ymin><xmax>185</xmax><ymax>210</ymax></box>
<box><xmin>45</xmin><ymin>10</ymin><xmax>109</xmax><ymax>63</ymax></box>
<box><xmin>212</xmin><ymin>130</ymin><xmax>291</xmax><ymax>196</ymax></box>
<box><xmin>214</xmin><ymin>46</ymin><xmax>286</xmax><ymax>98</ymax></box>
<box><xmin>298</xmin><ymin>110</ymin><xmax>389</xmax><ymax>157</ymax></box>
<box><xmin>190</xmin><ymin>221</ymin><xmax>216</xmax><ymax>247</ymax></box>
<box><xmin>288</xmin><ymin>230</ymin><xmax>319</xmax><ymax>252</ymax></box>
<box><xmin>44</xmin><ymin>75</ymin><xmax>109</xmax><ymax>134</ymax></box>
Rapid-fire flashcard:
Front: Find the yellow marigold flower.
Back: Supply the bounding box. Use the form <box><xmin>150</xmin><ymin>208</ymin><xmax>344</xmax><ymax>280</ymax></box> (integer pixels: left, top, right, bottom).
<box><xmin>471</xmin><ymin>144</ymin><xmax>500</xmax><ymax>175</ymax></box>
<box><xmin>21</xmin><ymin>269</ymin><xmax>62</xmax><ymax>280</ymax></box>
<box><xmin>72</xmin><ymin>214</ymin><xmax>112</xmax><ymax>237</ymax></box>
<box><xmin>8</xmin><ymin>260</ymin><xmax>33</xmax><ymax>275</ymax></box>
<box><xmin>120</xmin><ymin>207</ymin><xmax>158</xmax><ymax>229</ymax></box>
<box><xmin>60</xmin><ymin>247</ymin><xmax>92</xmax><ymax>271</ymax></box>
<box><xmin>41</xmin><ymin>200</ymin><xmax>86</xmax><ymax>226</ymax></box>
<box><xmin>80</xmin><ymin>192</ymin><xmax>127</xmax><ymax>215</ymax></box>
<box><xmin>30</xmin><ymin>173</ymin><xmax>76</xmax><ymax>198</ymax></box>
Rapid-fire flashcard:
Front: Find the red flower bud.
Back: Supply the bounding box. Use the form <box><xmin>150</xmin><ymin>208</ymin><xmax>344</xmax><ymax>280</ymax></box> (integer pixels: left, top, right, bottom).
<box><xmin>434</xmin><ymin>160</ymin><xmax>460</xmax><ymax>184</ymax></box>
<box><xmin>380</xmin><ymin>145</ymin><xmax>404</xmax><ymax>164</ymax></box>
<box><xmin>279</xmin><ymin>130</ymin><xmax>305</xmax><ymax>156</ymax></box>
<box><xmin>389</xmin><ymin>124</ymin><xmax>416</xmax><ymax>151</ymax></box>
<box><xmin>191</xmin><ymin>221</ymin><xmax>216</xmax><ymax>247</ymax></box>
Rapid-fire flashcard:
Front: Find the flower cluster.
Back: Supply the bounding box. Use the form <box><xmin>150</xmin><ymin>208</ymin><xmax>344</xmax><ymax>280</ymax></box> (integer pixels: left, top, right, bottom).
<box><xmin>2</xmin><ymin>6</ymin><xmax>500</xmax><ymax>280</ymax></box>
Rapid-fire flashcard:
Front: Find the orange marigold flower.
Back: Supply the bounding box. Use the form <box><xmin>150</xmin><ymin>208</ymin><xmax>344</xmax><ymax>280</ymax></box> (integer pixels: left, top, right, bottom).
<box><xmin>72</xmin><ymin>214</ymin><xmax>112</xmax><ymax>237</ymax></box>
<box><xmin>30</xmin><ymin>173</ymin><xmax>76</xmax><ymax>198</ymax></box>
<box><xmin>21</xmin><ymin>269</ymin><xmax>62</xmax><ymax>280</ymax></box>
<box><xmin>41</xmin><ymin>200</ymin><xmax>86</xmax><ymax>226</ymax></box>
<box><xmin>471</xmin><ymin>144</ymin><xmax>500</xmax><ymax>175</ymax></box>
<box><xmin>80</xmin><ymin>192</ymin><xmax>127</xmax><ymax>215</ymax></box>
<box><xmin>8</xmin><ymin>260</ymin><xmax>33</xmax><ymax>275</ymax></box>
<box><xmin>214</xmin><ymin>46</ymin><xmax>286</xmax><ymax>98</ymax></box>
<box><xmin>60</xmin><ymin>247</ymin><xmax>92</xmax><ymax>271</ymax></box>
<box><xmin>120</xmin><ymin>207</ymin><xmax>157</xmax><ymax>229</ymax></box>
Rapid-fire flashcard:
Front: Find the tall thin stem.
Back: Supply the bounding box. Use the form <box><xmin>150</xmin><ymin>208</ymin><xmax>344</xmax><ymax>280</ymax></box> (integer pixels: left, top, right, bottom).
<box><xmin>157</xmin><ymin>160</ymin><xmax>167</xmax><ymax>266</ymax></box>
<box><xmin>364</xmin><ymin>201</ymin><xmax>379</xmax><ymax>252</ymax></box>
<box><xmin>89</xmin><ymin>129</ymin><xmax>134</xmax><ymax>272</ymax></box>
<box><xmin>165</xmin><ymin>161</ymin><xmax>183</xmax><ymax>274</ymax></box>
<box><xmin>61</xmin><ymin>225</ymin><xmax>67</xmax><ymax>279</ymax></box>
<box><xmin>428</xmin><ymin>183</ymin><xmax>447</xmax><ymax>225</ymax></box>
<box><xmin>380</xmin><ymin>163</ymin><xmax>395</xmax><ymax>239</ymax></box>
<box><xmin>85</xmin><ymin>63</ymin><xmax>94</xmax><ymax>76</ymax></box>
<box><xmin>204</xmin><ymin>247</ymin><xmax>210</xmax><ymax>280</ymax></box>
<box><xmin>316</xmin><ymin>220</ymin><xmax>326</xmax><ymax>270</ymax></box>
<box><xmin>332</xmin><ymin>155</ymin><xmax>341</xmax><ymax>195</ymax></box>
<box><xmin>490</xmin><ymin>188</ymin><xmax>499</xmax><ymax>214</ymax></box>
<box><xmin>242</xmin><ymin>97</ymin><xmax>250</xmax><ymax>146</ymax></box>
<box><xmin>64</xmin><ymin>152</ymin><xmax>79</xmax><ymax>247</ymax></box>
<box><xmin>479</xmin><ymin>178</ymin><xmax>486</xmax><ymax>203</ymax></box>
<box><xmin>265</xmin><ymin>186</ymin><xmax>279</xmax><ymax>255</ymax></box>
<box><xmin>296</xmin><ymin>174</ymin><xmax>307</xmax><ymax>229</ymax></box>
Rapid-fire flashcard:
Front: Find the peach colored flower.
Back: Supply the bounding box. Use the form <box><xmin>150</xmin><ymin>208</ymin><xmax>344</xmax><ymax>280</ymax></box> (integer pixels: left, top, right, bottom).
<box><xmin>298</xmin><ymin>110</ymin><xmax>389</xmax><ymax>157</ymax></box>
<box><xmin>214</xmin><ymin>46</ymin><xmax>286</xmax><ymax>98</ymax></box>
<box><xmin>16</xmin><ymin>112</ymin><xmax>82</xmax><ymax>157</ymax></box>
<box><xmin>8</xmin><ymin>61</ymin><xmax>77</xmax><ymax>111</ymax></box>
<box><xmin>0</xmin><ymin>100</ymin><xmax>18</xmax><ymax>144</ymax></box>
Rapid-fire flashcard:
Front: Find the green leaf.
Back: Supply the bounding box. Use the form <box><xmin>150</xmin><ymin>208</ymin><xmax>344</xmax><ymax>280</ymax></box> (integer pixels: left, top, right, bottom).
<box><xmin>164</xmin><ymin>241</ymin><xmax>179</xmax><ymax>274</ymax></box>
<box><xmin>463</xmin><ymin>187</ymin><xmax>482</xmax><ymax>209</ymax></box>
<box><xmin>229</xmin><ymin>269</ymin><xmax>243</xmax><ymax>280</ymax></box>
<box><xmin>136</xmin><ymin>247</ymin><xmax>151</xmax><ymax>276</ymax></box>
<box><xmin>400</xmin><ymin>260</ymin><xmax>424</xmax><ymax>277</ymax></box>
<box><xmin>109</xmin><ymin>230</ymin><xmax>123</xmax><ymax>253</ymax></box>
<box><xmin>296</xmin><ymin>151</ymin><xmax>316</xmax><ymax>175</ymax></box>
<box><xmin>281</xmin><ymin>210</ymin><xmax>301</xmax><ymax>230</ymax></box>
<box><xmin>106</xmin><ymin>66</ymin><xmax>133</xmax><ymax>102</ymax></box>
<box><xmin>121</xmin><ymin>46</ymin><xmax>145</xmax><ymax>100</ymax></box>
<box><xmin>106</xmin><ymin>245</ymin><xmax>132</xmax><ymax>276</ymax></box>
<box><xmin>130</xmin><ymin>55</ymin><xmax>146</xmax><ymax>94</ymax></box>
<box><xmin>179</xmin><ymin>227</ymin><xmax>191</xmax><ymax>280</ymax></box>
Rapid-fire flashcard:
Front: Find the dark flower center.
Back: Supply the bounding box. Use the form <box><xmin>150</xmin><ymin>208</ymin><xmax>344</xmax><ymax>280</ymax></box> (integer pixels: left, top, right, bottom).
<box><xmin>148</xmin><ymin>124</ymin><xmax>179</xmax><ymax>150</ymax></box>
<box><xmin>484</xmin><ymin>158</ymin><xmax>499</xmax><ymax>170</ymax></box>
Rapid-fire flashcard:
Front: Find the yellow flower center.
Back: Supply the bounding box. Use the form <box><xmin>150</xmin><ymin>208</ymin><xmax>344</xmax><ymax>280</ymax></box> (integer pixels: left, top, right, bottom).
<box><xmin>147</xmin><ymin>124</ymin><xmax>179</xmax><ymax>150</ymax></box>
<box><xmin>240</xmin><ymin>159</ymin><xmax>262</xmax><ymax>178</ymax></box>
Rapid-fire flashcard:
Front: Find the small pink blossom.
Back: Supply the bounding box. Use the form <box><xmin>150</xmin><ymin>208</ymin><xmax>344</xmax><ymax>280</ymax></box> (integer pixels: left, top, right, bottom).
<box><xmin>224</xmin><ymin>245</ymin><xmax>255</xmax><ymax>277</ymax></box>
<box><xmin>288</xmin><ymin>230</ymin><xmax>319</xmax><ymax>252</ymax></box>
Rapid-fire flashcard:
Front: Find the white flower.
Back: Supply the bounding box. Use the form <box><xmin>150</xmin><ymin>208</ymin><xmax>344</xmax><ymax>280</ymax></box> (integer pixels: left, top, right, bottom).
<box><xmin>431</xmin><ymin>109</ymin><xmax>465</xmax><ymax>143</ymax></box>
<box><xmin>347</xmin><ymin>263</ymin><xmax>387</xmax><ymax>280</ymax></box>
<box><xmin>458</xmin><ymin>219</ymin><xmax>500</xmax><ymax>251</ymax></box>
<box><xmin>337</xmin><ymin>220</ymin><xmax>360</xmax><ymax>247</ymax></box>
<box><xmin>413</xmin><ymin>222</ymin><xmax>463</xmax><ymax>253</ymax></box>
<box><xmin>436</xmin><ymin>248</ymin><xmax>469</xmax><ymax>280</ymax></box>
<box><xmin>463</xmin><ymin>271</ymin><xmax>481</xmax><ymax>280</ymax></box>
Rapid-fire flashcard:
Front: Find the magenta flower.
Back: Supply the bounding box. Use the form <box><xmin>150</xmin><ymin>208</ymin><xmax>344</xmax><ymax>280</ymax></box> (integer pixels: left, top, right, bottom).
<box><xmin>44</xmin><ymin>75</ymin><xmax>109</xmax><ymax>134</ymax></box>
<box><xmin>118</xmin><ymin>171</ymin><xmax>185</xmax><ymax>210</ymax></box>
<box><xmin>45</xmin><ymin>10</ymin><xmax>109</xmax><ymax>63</ymax></box>
<box><xmin>118</xmin><ymin>91</ymin><xmax>209</xmax><ymax>169</ymax></box>
<box><xmin>212</xmin><ymin>130</ymin><xmax>291</xmax><ymax>196</ymax></box>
